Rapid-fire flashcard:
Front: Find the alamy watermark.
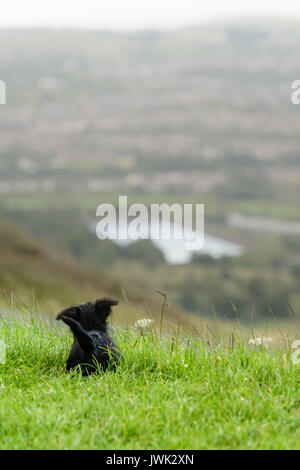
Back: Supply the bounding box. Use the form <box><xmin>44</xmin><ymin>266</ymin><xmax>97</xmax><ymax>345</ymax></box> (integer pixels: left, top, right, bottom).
<box><xmin>291</xmin><ymin>80</ymin><xmax>300</xmax><ymax>104</ymax></box>
<box><xmin>96</xmin><ymin>196</ymin><xmax>204</xmax><ymax>251</ymax></box>
<box><xmin>0</xmin><ymin>80</ymin><xmax>6</xmax><ymax>105</ymax></box>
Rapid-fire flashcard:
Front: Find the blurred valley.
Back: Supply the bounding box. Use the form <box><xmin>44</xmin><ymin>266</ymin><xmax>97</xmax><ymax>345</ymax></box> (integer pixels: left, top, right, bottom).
<box><xmin>1</xmin><ymin>19</ymin><xmax>300</xmax><ymax>324</ymax></box>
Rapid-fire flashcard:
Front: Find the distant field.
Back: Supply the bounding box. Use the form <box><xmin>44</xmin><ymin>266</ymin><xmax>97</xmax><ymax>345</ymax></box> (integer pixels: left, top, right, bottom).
<box><xmin>3</xmin><ymin>191</ymin><xmax>300</xmax><ymax>221</ymax></box>
<box><xmin>0</xmin><ymin>316</ymin><xmax>299</xmax><ymax>450</ymax></box>
<box><xmin>1</xmin><ymin>23</ymin><xmax>300</xmax><ymax>201</ymax></box>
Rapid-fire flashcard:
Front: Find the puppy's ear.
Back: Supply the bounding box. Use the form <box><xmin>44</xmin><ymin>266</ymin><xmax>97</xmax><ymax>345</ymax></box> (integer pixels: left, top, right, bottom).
<box><xmin>56</xmin><ymin>305</ymin><xmax>80</xmax><ymax>322</ymax></box>
<box><xmin>95</xmin><ymin>298</ymin><xmax>118</xmax><ymax>320</ymax></box>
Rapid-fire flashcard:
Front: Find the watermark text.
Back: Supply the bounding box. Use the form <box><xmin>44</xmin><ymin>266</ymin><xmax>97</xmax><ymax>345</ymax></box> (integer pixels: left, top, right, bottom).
<box><xmin>96</xmin><ymin>196</ymin><xmax>204</xmax><ymax>252</ymax></box>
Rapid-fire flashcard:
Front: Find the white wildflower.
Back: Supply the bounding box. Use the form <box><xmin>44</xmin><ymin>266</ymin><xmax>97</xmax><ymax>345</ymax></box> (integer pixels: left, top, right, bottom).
<box><xmin>291</xmin><ymin>340</ymin><xmax>300</xmax><ymax>350</ymax></box>
<box><xmin>248</xmin><ymin>337</ymin><xmax>274</xmax><ymax>350</ymax></box>
<box><xmin>134</xmin><ymin>318</ymin><xmax>154</xmax><ymax>330</ymax></box>
<box><xmin>0</xmin><ymin>339</ymin><xmax>6</xmax><ymax>364</ymax></box>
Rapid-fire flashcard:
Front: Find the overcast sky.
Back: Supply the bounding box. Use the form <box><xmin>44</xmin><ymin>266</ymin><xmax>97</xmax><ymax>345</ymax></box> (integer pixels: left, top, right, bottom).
<box><xmin>1</xmin><ymin>0</ymin><xmax>300</xmax><ymax>30</ymax></box>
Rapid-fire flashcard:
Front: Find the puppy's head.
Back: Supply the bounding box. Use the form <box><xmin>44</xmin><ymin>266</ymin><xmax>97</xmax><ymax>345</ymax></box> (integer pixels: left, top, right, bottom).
<box><xmin>56</xmin><ymin>298</ymin><xmax>118</xmax><ymax>332</ymax></box>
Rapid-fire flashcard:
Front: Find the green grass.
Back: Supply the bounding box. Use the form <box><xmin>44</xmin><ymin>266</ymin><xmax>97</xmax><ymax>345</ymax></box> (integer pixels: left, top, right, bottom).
<box><xmin>0</xmin><ymin>316</ymin><xmax>299</xmax><ymax>450</ymax></box>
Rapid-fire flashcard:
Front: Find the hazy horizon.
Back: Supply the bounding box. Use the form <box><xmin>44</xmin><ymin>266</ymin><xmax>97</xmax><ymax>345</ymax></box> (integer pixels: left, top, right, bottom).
<box><xmin>0</xmin><ymin>16</ymin><xmax>300</xmax><ymax>33</ymax></box>
<box><xmin>1</xmin><ymin>1</ymin><xmax>300</xmax><ymax>31</ymax></box>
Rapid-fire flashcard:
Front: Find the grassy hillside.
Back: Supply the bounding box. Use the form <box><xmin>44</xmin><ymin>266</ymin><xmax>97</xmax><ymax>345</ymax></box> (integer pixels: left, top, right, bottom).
<box><xmin>0</xmin><ymin>317</ymin><xmax>299</xmax><ymax>450</ymax></box>
<box><xmin>2</xmin><ymin>195</ymin><xmax>300</xmax><ymax>322</ymax></box>
<box><xmin>0</xmin><ymin>218</ymin><xmax>198</xmax><ymax>330</ymax></box>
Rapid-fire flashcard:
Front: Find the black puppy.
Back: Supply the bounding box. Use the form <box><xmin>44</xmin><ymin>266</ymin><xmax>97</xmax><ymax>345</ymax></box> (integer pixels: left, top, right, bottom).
<box><xmin>57</xmin><ymin>298</ymin><xmax>119</xmax><ymax>375</ymax></box>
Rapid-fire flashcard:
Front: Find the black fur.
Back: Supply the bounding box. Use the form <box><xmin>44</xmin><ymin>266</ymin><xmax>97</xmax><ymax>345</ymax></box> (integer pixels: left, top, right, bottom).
<box><xmin>57</xmin><ymin>298</ymin><xmax>119</xmax><ymax>375</ymax></box>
